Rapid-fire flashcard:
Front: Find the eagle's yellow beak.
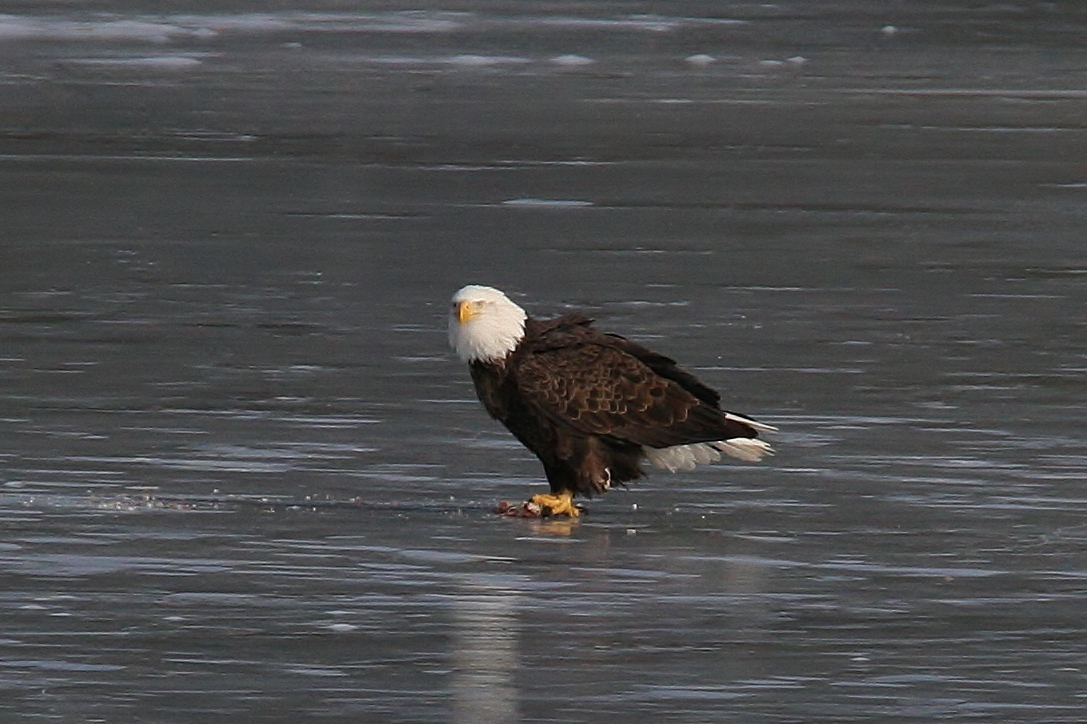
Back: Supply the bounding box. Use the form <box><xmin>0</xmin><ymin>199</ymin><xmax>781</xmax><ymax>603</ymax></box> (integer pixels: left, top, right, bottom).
<box><xmin>455</xmin><ymin>301</ymin><xmax>479</xmax><ymax>324</ymax></box>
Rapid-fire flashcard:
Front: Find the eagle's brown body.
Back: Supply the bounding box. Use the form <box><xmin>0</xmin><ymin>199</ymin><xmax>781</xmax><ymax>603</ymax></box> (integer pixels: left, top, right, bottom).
<box><xmin>468</xmin><ymin>314</ymin><xmax>764</xmax><ymax>499</ymax></box>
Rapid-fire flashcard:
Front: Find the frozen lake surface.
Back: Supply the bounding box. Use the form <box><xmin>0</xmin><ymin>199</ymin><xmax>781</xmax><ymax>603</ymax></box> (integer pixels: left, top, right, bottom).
<box><xmin>2</xmin><ymin>2</ymin><xmax>1087</xmax><ymax>721</ymax></box>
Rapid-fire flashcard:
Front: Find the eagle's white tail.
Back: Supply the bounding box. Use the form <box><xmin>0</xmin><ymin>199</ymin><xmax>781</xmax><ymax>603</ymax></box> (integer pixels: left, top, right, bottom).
<box><xmin>644</xmin><ymin>437</ymin><xmax>774</xmax><ymax>472</ymax></box>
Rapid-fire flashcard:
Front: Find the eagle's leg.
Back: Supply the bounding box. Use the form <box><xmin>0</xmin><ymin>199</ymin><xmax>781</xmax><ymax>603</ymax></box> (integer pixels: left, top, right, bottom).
<box><xmin>529</xmin><ymin>490</ymin><xmax>580</xmax><ymax>517</ymax></box>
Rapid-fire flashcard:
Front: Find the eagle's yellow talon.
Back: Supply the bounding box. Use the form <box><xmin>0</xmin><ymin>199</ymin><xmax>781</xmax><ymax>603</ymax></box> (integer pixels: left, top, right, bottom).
<box><xmin>529</xmin><ymin>491</ymin><xmax>580</xmax><ymax>517</ymax></box>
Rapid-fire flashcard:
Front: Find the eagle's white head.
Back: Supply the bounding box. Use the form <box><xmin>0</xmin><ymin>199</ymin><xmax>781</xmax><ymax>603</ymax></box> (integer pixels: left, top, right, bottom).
<box><xmin>448</xmin><ymin>285</ymin><xmax>528</xmax><ymax>363</ymax></box>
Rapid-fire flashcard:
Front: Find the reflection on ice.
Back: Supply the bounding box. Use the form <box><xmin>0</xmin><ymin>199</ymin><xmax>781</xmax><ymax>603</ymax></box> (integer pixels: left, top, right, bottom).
<box><xmin>451</xmin><ymin>577</ymin><xmax>520</xmax><ymax>724</ymax></box>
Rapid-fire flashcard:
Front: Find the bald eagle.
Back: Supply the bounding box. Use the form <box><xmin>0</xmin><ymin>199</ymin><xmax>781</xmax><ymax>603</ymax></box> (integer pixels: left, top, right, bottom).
<box><xmin>448</xmin><ymin>285</ymin><xmax>776</xmax><ymax>517</ymax></box>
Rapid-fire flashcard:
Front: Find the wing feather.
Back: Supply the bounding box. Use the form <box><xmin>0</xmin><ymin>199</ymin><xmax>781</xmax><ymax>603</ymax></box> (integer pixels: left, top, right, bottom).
<box><xmin>514</xmin><ymin>330</ymin><xmax>755</xmax><ymax>448</ymax></box>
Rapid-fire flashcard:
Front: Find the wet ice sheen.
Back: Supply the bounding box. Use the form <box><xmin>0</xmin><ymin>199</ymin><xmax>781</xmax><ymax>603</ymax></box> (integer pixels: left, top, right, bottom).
<box><xmin>2</xmin><ymin>0</ymin><xmax>1087</xmax><ymax>721</ymax></box>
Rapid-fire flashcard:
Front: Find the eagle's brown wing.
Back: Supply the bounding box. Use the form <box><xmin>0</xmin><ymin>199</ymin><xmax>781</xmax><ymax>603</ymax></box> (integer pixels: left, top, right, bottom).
<box><xmin>514</xmin><ymin>338</ymin><xmax>754</xmax><ymax>448</ymax></box>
